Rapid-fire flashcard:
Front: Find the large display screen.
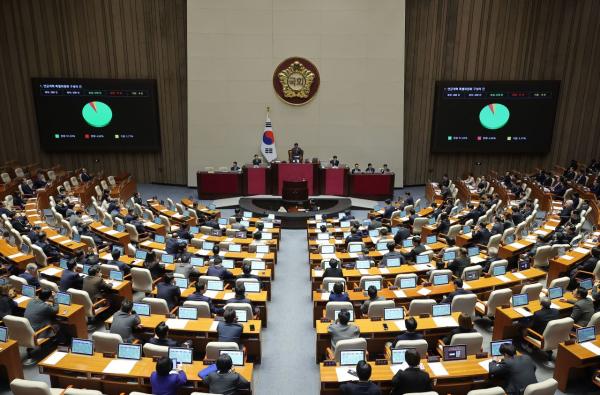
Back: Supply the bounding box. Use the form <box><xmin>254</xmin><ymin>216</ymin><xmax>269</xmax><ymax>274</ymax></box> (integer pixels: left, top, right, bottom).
<box><xmin>32</xmin><ymin>78</ymin><xmax>161</xmax><ymax>152</ymax></box>
<box><xmin>431</xmin><ymin>81</ymin><xmax>560</xmax><ymax>153</ymax></box>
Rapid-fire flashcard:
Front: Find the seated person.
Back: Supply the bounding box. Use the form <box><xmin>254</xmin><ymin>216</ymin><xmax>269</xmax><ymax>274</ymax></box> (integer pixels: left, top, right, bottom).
<box><xmin>360</xmin><ymin>285</ymin><xmax>384</xmax><ymax>315</ymax></box>
<box><xmin>380</xmin><ymin>164</ymin><xmax>391</xmax><ymax>173</ymax></box>
<box><xmin>351</xmin><ymin>163</ymin><xmax>361</xmax><ymax>174</ymax></box>
<box><xmin>0</xmin><ymin>284</ymin><xmax>18</xmax><ymax>320</ymax></box>
<box><xmin>252</xmin><ymin>154</ymin><xmax>262</xmax><ymax>166</ymax></box>
<box><xmin>364</xmin><ymin>163</ymin><xmax>376</xmax><ymax>174</ymax></box>
<box><xmin>237</xmin><ymin>263</ymin><xmax>261</xmax><ymax>286</ymax></box>
<box><xmin>441</xmin><ymin>279</ymin><xmax>472</xmax><ymax>304</ymax></box>
<box><xmin>80</xmin><ymin>168</ymin><xmax>93</xmax><ymax>182</ymax></box>
<box><xmin>217</xmin><ymin>309</ymin><xmax>243</xmax><ymax>345</ymax></box>
<box><xmin>323</xmin><ymin>258</ymin><xmax>343</xmax><ymax>279</ymax></box>
<box><xmin>204</xmin><ymin>354</ymin><xmax>250</xmax><ymax>395</ymax></box>
<box><xmin>35</xmin><ymin>232</ymin><xmax>61</xmax><ymax>263</ymax></box>
<box><xmin>442</xmin><ymin>313</ymin><xmax>475</xmax><ymax>344</ymax></box>
<box><xmin>393</xmin><ymin>317</ymin><xmax>423</xmax><ymax>343</ymax></box>
<box><xmin>327</xmin><ymin>309</ymin><xmax>360</xmax><ymax>349</ymax></box>
<box><xmin>175</xmin><ymin>223</ymin><xmax>193</xmax><ymax>241</ymax></box>
<box><xmin>108</xmin><ymin>249</ymin><xmax>131</xmax><ymax>275</ymax></box>
<box><xmin>59</xmin><ymin>259</ymin><xmax>83</xmax><ymax>291</ymax></box>
<box><xmin>148</xmin><ymin>321</ymin><xmax>179</xmax><ymax>347</ymax></box>
<box><xmin>390</xmin><ymin>349</ymin><xmax>431</xmax><ymax>395</ymax></box>
<box><xmin>447</xmin><ymin>248</ymin><xmax>470</xmax><ymax>277</ymax></box>
<box><xmin>156</xmin><ymin>273</ymin><xmax>181</xmax><ymax>310</ymax></box>
<box><xmin>83</xmin><ymin>265</ymin><xmax>113</xmax><ymax>301</ymax></box>
<box><xmin>173</xmin><ymin>254</ymin><xmax>200</xmax><ymax>280</ymax></box>
<box><xmin>19</xmin><ymin>263</ymin><xmax>41</xmax><ymax>287</ymax></box>
<box><xmin>329</xmin><ymin>155</ymin><xmax>340</xmax><ymax>167</ymax></box>
<box><xmin>345</xmin><ymin>227</ymin><xmax>363</xmax><ymax>244</ymax></box>
<box><xmin>226</xmin><ymin>283</ymin><xmax>256</xmax><ymax>316</ymax></box>
<box><xmin>329</xmin><ymin>282</ymin><xmax>350</xmax><ymax>302</ymax></box>
<box><xmin>564</xmin><ymin>287</ymin><xmax>594</xmax><ymax>326</ymax></box>
<box><xmin>150</xmin><ymin>356</ymin><xmax>187</xmax><ymax>395</ymax></box>
<box><xmin>144</xmin><ymin>251</ymin><xmax>166</xmax><ymax>279</ymax></box>
<box><xmin>489</xmin><ymin>343</ymin><xmax>537</xmax><ymax>395</ymax></box>
<box><xmin>24</xmin><ymin>288</ymin><xmax>58</xmax><ymax>338</ymax></box>
<box><xmin>290</xmin><ymin>142</ymin><xmax>303</xmax><ymax>162</ymax></box>
<box><xmin>528</xmin><ymin>296</ymin><xmax>559</xmax><ymax>335</ymax></box>
<box><xmin>110</xmin><ymin>299</ymin><xmax>140</xmax><ymax>343</ymax></box>
<box><xmin>187</xmin><ymin>281</ymin><xmax>223</xmax><ymax>314</ymax></box>
<box><xmin>379</xmin><ymin>242</ymin><xmax>405</xmax><ymax>267</ymax></box>
<box><xmin>340</xmin><ymin>360</ymin><xmax>382</xmax><ymax>395</ymax></box>
<box><xmin>230</xmin><ymin>161</ymin><xmax>241</xmax><ymax>171</ymax></box>
<box><xmin>401</xmin><ymin>236</ymin><xmax>426</xmax><ymax>262</ymax></box>
<box><xmin>206</xmin><ymin>256</ymin><xmax>234</xmax><ymax>280</ymax></box>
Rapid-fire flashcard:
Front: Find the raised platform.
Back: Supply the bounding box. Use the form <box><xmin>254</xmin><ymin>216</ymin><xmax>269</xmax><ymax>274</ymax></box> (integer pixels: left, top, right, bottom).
<box><xmin>238</xmin><ymin>197</ymin><xmax>352</xmax><ymax>229</ymax></box>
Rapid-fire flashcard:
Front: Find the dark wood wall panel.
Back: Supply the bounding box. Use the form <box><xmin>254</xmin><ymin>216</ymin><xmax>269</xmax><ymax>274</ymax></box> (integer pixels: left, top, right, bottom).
<box><xmin>0</xmin><ymin>0</ymin><xmax>187</xmax><ymax>184</ymax></box>
<box><xmin>404</xmin><ymin>0</ymin><xmax>600</xmax><ymax>185</ymax></box>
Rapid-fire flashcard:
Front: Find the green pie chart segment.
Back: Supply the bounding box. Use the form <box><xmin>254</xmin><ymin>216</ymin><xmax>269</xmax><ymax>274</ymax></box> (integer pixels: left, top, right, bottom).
<box><xmin>479</xmin><ymin>103</ymin><xmax>509</xmax><ymax>130</ymax></box>
<box><xmin>82</xmin><ymin>101</ymin><xmax>112</xmax><ymax>128</ymax></box>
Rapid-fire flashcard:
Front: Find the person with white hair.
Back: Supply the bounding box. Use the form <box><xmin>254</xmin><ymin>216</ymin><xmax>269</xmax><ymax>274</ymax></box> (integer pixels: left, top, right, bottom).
<box><xmin>19</xmin><ymin>263</ymin><xmax>40</xmax><ymax>287</ymax></box>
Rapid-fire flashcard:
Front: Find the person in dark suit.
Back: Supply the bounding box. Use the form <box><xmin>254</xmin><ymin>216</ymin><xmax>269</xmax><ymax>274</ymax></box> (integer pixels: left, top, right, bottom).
<box><xmin>0</xmin><ymin>202</ymin><xmax>14</xmax><ymax>218</ymax></box>
<box><xmin>442</xmin><ymin>279</ymin><xmax>473</xmax><ymax>304</ymax></box>
<box><xmin>59</xmin><ymin>259</ymin><xmax>83</xmax><ymax>291</ymax></box>
<box><xmin>110</xmin><ymin>299</ymin><xmax>141</xmax><ymax>342</ymax></box>
<box><xmin>489</xmin><ymin>343</ymin><xmax>537</xmax><ymax>395</ymax></box>
<box><xmin>360</xmin><ymin>286</ymin><xmax>384</xmax><ymax>316</ymax></box>
<box><xmin>365</xmin><ymin>163</ymin><xmax>376</xmax><ymax>174</ymax></box>
<box><xmin>156</xmin><ymin>273</ymin><xmax>181</xmax><ymax>310</ymax></box>
<box><xmin>440</xmin><ymin>174</ymin><xmax>450</xmax><ymax>187</ymax></box>
<box><xmin>32</xmin><ymin>173</ymin><xmax>47</xmax><ymax>189</ymax></box>
<box><xmin>380</xmin><ymin>242</ymin><xmax>405</xmax><ymax>267</ymax></box>
<box><xmin>206</xmin><ymin>256</ymin><xmax>234</xmax><ymax>280</ymax></box>
<box><xmin>238</xmin><ymin>262</ymin><xmax>260</xmax><ymax>283</ymax></box>
<box><xmin>20</xmin><ymin>180</ymin><xmax>35</xmax><ymax>196</ymax></box>
<box><xmin>442</xmin><ymin>313</ymin><xmax>476</xmax><ymax>344</ymax></box>
<box><xmin>108</xmin><ymin>249</ymin><xmax>131</xmax><ymax>275</ymax></box>
<box><xmin>35</xmin><ymin>232</ymin><xmax>61</xmax><ymax>263</ymax></box>
<box><xmin>226</xmin><ymin>283</ymin><xmax>253</xmax><ymax>306</ymax></box>
<box><xmin>0</xmin><ymin>284</ymin><xmax>18</xmax><ymax>320</ymax></box>
<box><xmin>565</xmin><ymin>287</ymin><xmax>595</xmax><ymax>326</ymax></box>
<box><xmin>327</xmin><ymin>309</ymin><xmax>360</xmax><ymax>349</ymax></box>
<box><xmin>148</xmin><ymin>321</ymin><xmax>179</xmax><ymax>347</ymax></box>
<box><xmin>204</xmin><ymin>354</ymin><xmax>250</xmax><ymax>395</ymax></box>
<box><xmin>175</xmin><ymin>223</ymin><xmax>193</xmax><ymax>241</ymax></box>
<box><xmin>217</xmin><ymin>309</ymin><xmax>243</xmax><ymax>345</ymax></box>
<box><xmin>340</xmin><ymin>360</ymin><xmax>381</xmax><ymax>395</ymax></box>
<box><xmin>187</xmin><ymin>282</ymin><xmax>223</xmax><ymax>314</ymax></box>
<box><xmin>80</xmin><ymin>168</ymin><xmax>93</xmax><ymax>182</ymax></box>
<box><xmin>394</xmin><ymin>227</ymin><xmax>411</xmax><ymax>244</ymax></box>
<box><xmin>379</xmin><ymin>164</ymin><xmax>391</xmax><ymax>173</ymax></box>
<box><xmin>490</xmin><ymin>216</ymin><xmax>504</xmax><ymax>235</ymax></box>
<box><xmin>24</xmin><ymin>289</ymin><xmax>58</xmax><ymax>338</ymax></box>
<box><xmin>345</xmin><ymin>227</ymin><xmax>363</xmax><ymax>244</ymax></box>
<box><xmin>329</xmin><ymin>155</ymin><xmax>340</xmax><ymax>167</ymax></box>
<box><xmin>568</xmin><ymin>247</ymin><xmax>600</xmax><ymax>289</ymax></box>
<box><xmin>19</xmin><ymin>263</ymin><xmax>41</xmax><ymax>287</ymax></box>
<box><xmin>144</xmin><ymin>251</ymin><xmax>166</xmax><ymax>279</ymax></box>
<box><xmin>437</xmin><ymin>213</ymin><xmax>450</xmax><ymax>235</ymax></box>
<box><xmin>558</xmin><ymin>200</ymin><xmax>574</xmax><ymax>226</ymax></box>
<box><xmin>329</xmin><ymin>281</ymin><xmax>350</xmax><ymax>302</ymax></box>
<box><xmin>390</xmin><ymin>349</ymin><xmax>431</xmax><ymax>395</ymax></box>
<box><xmin>448</xmin><ymin>248</ymin><xmax>470</xmax><ymax>277</ymax></box>
<box><xmin>83</xmin><ymin>265</ymin><xmax>113</xmax><ymax>301</ymax></box>
<box><xmin>529</xmin><ymin>297</ymin><xmax>559</xmax><ymax>334</ymax></box>
<box><xmin>230</xmin><ymin>161</ymin><xmax>241</xmax><ymax>171</ymax></box>
<box><xmin>351</xmin><ymin>163</ymin><xmax>362</xmax><ymax>174</ymax></box>
<box><xmin>401</xmin><ymin>236</ymin><xmax>426</xmax><ymax>262</ymax></box>
<box><xmin>252</xmin><ymin>154</ymin><xmax>262</xmax><ymax>166</ymax></box>
<box><xmin>290</xmin><ymin>142</ymin><xmax>303</xmax><ymax>162</ymax></box>
<box><xmin>382</xmin><ymin>199</ymin><xmax>395</xmax><ymax>219</ymax></box>
<box><xmin>393</xmin><ymin>317</ymin><xmax>423</xmax><ymax>343</ymax></box>
<box><xmin>471</xmin><ymin>224</ymin><xmax>491</xmax><ymax>245</ymax></box>
<box><xmin>323</xmin><ymin>259</ymin><xmax>343</xmax><ymax>279</ymax></box>
<box><xmin>551</xmin><ymin>178</ymin><xmax>567</xmax><ymax>197</ymax></box>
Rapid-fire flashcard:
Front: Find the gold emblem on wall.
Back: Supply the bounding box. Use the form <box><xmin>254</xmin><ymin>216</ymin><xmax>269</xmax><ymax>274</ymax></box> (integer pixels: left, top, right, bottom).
<box><xmin>273</xmin><ymin>57</ymin><xmax>320</xmax><ymax>105</ymax></box>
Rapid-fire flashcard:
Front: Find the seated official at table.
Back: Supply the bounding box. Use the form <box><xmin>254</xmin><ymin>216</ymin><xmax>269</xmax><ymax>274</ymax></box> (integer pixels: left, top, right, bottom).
<box><xmin>174</xmin><ymin>254</ymin><xmax>200</xmax><ymax>280</ymax></box>
<box><xmin>365</xmin><ymin>163</ymin><xmax>376</xmax><ymax>174</ymax></box>
<box><xmin>83</xmin><ymin>265</ymin><xmax>113</xmax><ymax>302</ymax></box>
<box><xmin>204</xmin><ymin>354</ymin><xmax>250</xmax><ymax>395</ymax></box>
<box><xmin>442</xmin><ymin>313</ymin><xmax>476</xmax><ymax>344</ymax></box>
<box><xmin>324</xmin><ymin>259</ymin><xmax>343</xmax><ymax>279</ymax></box>
<box><xmin>187</xmin><ymin>281</ymin><xmax>223</xmax><ymax>314</ymax></box>
<box><xmin>489</xmin><ymin>343</ymin><xmax>537</xmax><ymax>395</ymax></box>
<box><xmin>393</xmin><ymin>317</ymin><xmax>423</xmax><ymax>343</ymax></box>
<box><xmin>80</xmin><ymin>168</ymin><xmax>93</xmax><ymax>182</ymax></box>
<box><xmin>35</xmin><ymin>232</ymin><xmax>61</xmax><ymax>263</ymax></box>
<box><xmin>390</xmin><ymin>349</ymin><xmax>431</xmax><ymax>395</ymax></box>
<box><xmin>441</xmin><ymin>279</ymin><xmax>472</xmax><ymax>304</ymax></box>
<box><xmin>0</xmin><ymin>284</ymin><xmax>18</xmax><ymax>320</ymax></box>
<box><xmin>290</xmin><ymin>142</ymin><xmax>304</xmax><ymax>163</ymax></box>
<box><xmin>345</xmin><ymin>227</ymin><xmax>363</xmax><ymax>244</ymax></box>
<box><xmin>24</xmin><ymin>288</ymin><xmax>58</xmax><ymax>338</ymax></box>
<box><xmin>447</xmin><ymin>248</ymin><xmax>470</xmax><ymax>277</ymax></box>
<box><xmin>330</xmin><ymin>155</ymin><xmax>340</xmax><ymax>167</ymax></box>
<box><xmin>149</xmin><ymin>321</ymin><xmax>179</xmax><ymax>347</ymax></box>
<box><xmin>361</xmin><ymin>286</ymin><xmax>384</xmax><ymax>316</ymax></box>
<box><xmin>157</xmin><ymin>273</ymin><xmax>181</xmax><ymax>310</ymax></box>
<box><xmin>19</xmin><ymin>263</ymin><xmax>41</xmax><ymax>287</ymax></box>
<box><xmin>237</xmin><ymin>262</ymin><xmax>260</xmax><ymax>285</ymax></box>
<box><xmin>252</xmin><ymin>154</ymin><xmax>262</xmax><ymax>166</ymax></box>
<box><xmin>150</xmin><ymin>356</ymin><xmax>187</xmax><ymax>395</ymax></box>
<box><xmin>351</xmin><ymin>163</ymin><xmax>361</xmax><ymax>174</ymax></box>
<box><xmin>328</xmin><ymin>309</ymin><xmax>360</xmax><ymax>349</ymax></box>
<box><xmin>329</xmin><ymin>282</ymin><xmax>350</xmax><ymax>302</ymax></box>
<box><xmin>523</xmin><ymin>297</ymin><xmax>558</xmax><ymax>339</ymax></box>
<box><xmin>207</xmin><ymin>256</ymin><xmax>234</xmax><ymax>280</ymax></box>
<box><xmin>226</xmin><ymin>284</ymin><xmax>257</xmax><ymax>316</ymax></box>
<box><xmin>401</xmin><ymin>236</ymin><xmax>425</xmax><ymax>262</ymax></box>
<box><xmin>218</xmin><ymin>309</ymin><xmax>243</xmax><ymax>345</ymax></box>
<box><xmin>110</xmin><ymin>299</ymin><xmax>140</xmax><ymax>343</ymax></box>
<box><xmin>58</xmin><ymin>259</ymin><xmax>83</xmax><ymax>292</ymax></box>
<box><xmin>564</xmin><ymin>287</ymin><xmax>594</xmax><ymax>326</ymax></box>
<box><xmin>379</xmin><ymin>242</ymin><xmax>405</xmax><ymax>267</ymax></box>
<box><xmin>20</xmin><ymin>179</ymin><xmax>35</xmax><ymax>196</ymax></box>
<box><xmin>230</xmin><ymin>161</ymin><xmax>241</xmax><ymax>171</ymax></box>
<box><xmin>380</xmin><ymin>164</ymin><xmax>391</xmax><ymax>173</ymax></box>
<box><xmin>108</xmin><ymin>249</ymin><xmax>131</xmax><ymax>275</ymax></box>
<box><xmin>340</xmin><ymin>360</ymin><xmax>382</xmax><ymax>395</ymax></box>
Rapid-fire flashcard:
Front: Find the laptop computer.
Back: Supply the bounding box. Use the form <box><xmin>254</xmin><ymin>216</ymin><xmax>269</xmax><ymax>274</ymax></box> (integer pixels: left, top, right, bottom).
<box><xmin>391</xmin><ymin>348</ymin><xmax>414</xmax><ymax>365</ymax></box>
<box><xmin>317</xmin><ymin>233</ymin><xmax>330</xmax><ymax>240</ymax></box>
<box><xmin>251</xmin><ymin>261</ymin><xmax>266</xmax><ymax>271</ymax></box>
<box><xmin>465</xmin><ymin>270</ymin><xmax>480</xmax><ymax>281</ymax></box>
<box><xmin>416</xmin><ymin>255</ymin><xmax>430</xmax><ymax>264</ymax></box>
<box><xmin>228</xmin><ymin>244</ymin><xmax>242</xmax><ymax>252</ymax></box>
<box><xmin>206</xmin><ymin>280</ymin><xmax>224</xmax><ymax>291</ymax></box>
<box><xmin>490</xmin><ymin>339</ymin><xmax>512</xmax><ymax>357</ymax></box>
<box><xmin>244</xmin><ymin>281</ymin><xmax>261</xmax><ymax>293</ymax></box>
<box><xmin>132</xmin><ymin>302</ymin><xmax>151</xmax><ymax>316</ymax></box>
<box><xmin>56</xmin><ymin>292</ymin><xmax>71</xmax><ymax>306</ymax></box>
<box><xmin>433</xmin><ymin>274</ymin><xmax>450</xmax><ymax>286</ymax></box>
<box><xmin>340</xmin><ymin>350</ymin><xmax>365</xmax><ymax>366</ymax></box>
<box><xmin>235</xmin><ymin>309</ymin><xmax>248</xmax><ymax>322</ymax></box>
<box><xmin>384</xmin><ymin>308</ymin><xmax>404</xmax><ymax>321</ymax></box>
<box><xmin>426</xmin><ymin>235</ymin><xmax>437</xmax><ymax>244</ymax></box>
<box><xmin>334</xmin><ymin>309</ymin><xmax>355</xmax><ymax>322</ymax></box>
<box><xmin>443</xmin><ymin>251</ymin><xmax>456</xmax><ymax>261</ymax></box>
<box><xmin>548</xmin><ymin>286</ymin><xmax>563</xmax><ymax>300</ymax></box>
<box><xmin>135</xmin><ymin>250</ymin><xmax>148</xmax><ymax>260</ymax></box>
<box><xmin>178</xmin><ymin>306</ymin><xmax>198</xmax><ymax>320</ymax></box>
<box><xmin>576</xmin><ymin>326</ymin><xmax>596</xmax><ymax>343</ymax></box>
<box><xmin>492</xmin><ymin>265</ymin><xmax>507</xmax><ymax>276</ymax></box>
<box><xmin>109</xmin><ymin>270</ymin><xmax>124</xmax><ymax>282</ymax></box>
<box><xmin>512</xmin><ymin>293</ymin><xmax>529</xmax><ymax>307</ymax></box>
<box><xmin>71</xmin><ymin>338</ymin><xmax>94</xmax><ymax>356</ymax></box>
<box><xmin>432</xmin><ymin>303</ymin><xmax>451</xmax><ymax>317</ymax></box>
<box><xmin>348</xmin><ymin>244</ymin><xmax>363</xmax><ymax>253</ymax></box>
<box><xmin>169</xmin><ymin>347</ymin><xmax>193</xmax><ymax>365</ymax></box>
<box><xmin>402</xmin><ymin>239</ymin><xmax>413</xmax><ymax>248</ymax></box>
<box><xmin>117</xmin><ymin>343</ymin><xmax>142</xmax><ymax>360</ymax></box>
<box><xmin>467</xmin><ymin>246</ymin><xmax>480</xmax><ymax>257</ymax></box>
<box><xmin>220</xmin><ymin>349</ymin><xmax>244</xmax><ymax>366</ymax></box>
<box><xmin>0</xmin><ymin>326</ymin><xmax>7</xmax><ymax>343</ymax></box>
<box><xmin>174</xmin><ymin>277</ymin><xmax>189</xmax><ymax>289</ymax></box>
<box><xmin>399</xmin><ymin>277</ymin><xmax>417</xmax><ymax>289</ymax></box>
<box><xmin>443</xmin><ymin>345</ymin><xmax>467</xmax><ymax>361</ymax></box>
<box><xmin>355</xmin><ymin>260</ymin><xmax>371</xmax><ymax>269</ymax></box>
<box><xmin>386</xmin><ymin>257</ymin><xmax>401</xmax><ymax>268</ymax></box>
<box><xmin>363</xmin><ymin>279</ymin><xmax>382</xmax><ymax>291</ymax></box>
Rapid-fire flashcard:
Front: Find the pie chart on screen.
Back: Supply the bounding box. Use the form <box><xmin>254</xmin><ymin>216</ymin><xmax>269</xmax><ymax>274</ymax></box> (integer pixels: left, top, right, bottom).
<box><xmin>82</xmin><ymin>101</ymin><xmax>112</xmax><ymax>128</ymax></box>
<box><xmin>479</xmin><ymin>103</ymin><xmax>510</xmax><ymax>130</ymax></box>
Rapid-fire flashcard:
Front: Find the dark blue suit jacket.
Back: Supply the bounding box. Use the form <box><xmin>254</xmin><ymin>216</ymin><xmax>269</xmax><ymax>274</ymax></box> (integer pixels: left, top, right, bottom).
<box><xmin>59</xmin><ymin>269</ymin><xmax>83</xmax><ymax>291</ymax></box>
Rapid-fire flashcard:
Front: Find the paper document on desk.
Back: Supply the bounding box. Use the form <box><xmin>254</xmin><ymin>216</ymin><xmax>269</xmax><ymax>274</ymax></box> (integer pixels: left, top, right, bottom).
<box><xmin>225</xmin><ymin>237</ymin><xmax>233</xmax><ymax>242</ymax></box>
<box><xmin>478</xmin><ymin>359</ymin><xmax>492</xmax><ymax>372</ymax></box>
<box><xmin>42</xmin><ymin>267</ymin><xmax>62</xmax><ymax>276</ymax></box>
<box><xmin>392</xmin><ymin>320</ymin><xmax>406</xmax><ymax>331</ymax></box>
<box><xmin>417</xmin><ymin>288</ymin><xmax>432</xmax><ymax>296</ymax></box>
<box><xmin>580</xmin><ymin>342</ymin><xmax>600</xmax><ymax>355</ymax></box>
<box><xmin>321</xmin><ymin>254</ymin><xmax>337</xmax><ymax>260</ymax></box>
<box><xmin>393</xmin><ymin>290</ymin><xmax>406</xmax><ymax>298</ymax></box>
<box><xmin>544</xmin><ymin>225</ymin><xmax>555</xmax><ymax>230</ymax></box>
<box><xmin>462</xmin><ymin>282</ymin><xmax>472</xmax><ymax>290</ymax></box>
<box><xmin>390</xmin><ymin>363</ymin><xmax>408</xmax><ymax>375</ymax></box>
<box><xmin>196</xmin><ymin>249</ymin><xmax>209</xmax><ymax>256</ymax></box>
<box><xmin>359</xmin><ymin>269</ymin><xmax>370</xmax><ymax>275</ymax></box>
<box><xmin>574</xmin><ymin>247</ymin><xmax>591</xmax><ymax>254</ymax></box>
<box><xmin>321</xmin><ymin>292</ymin><xmax>331</xmax><ymax>301</ymax></box>
<box><xmin>336</xmin><ymin>367</ymin><xmax>358</xmax><ymax>382</ymax></box>
<box><xmin>433</xmin><ymin>316</ymin><xmax>458</xmax><ymax>327</ymax></box>
<box><xmin>413</xmin><ymin>263</ymin><xmax>433</xmax><ymax>271</ymax></box>
<box><xmin>100</xmin><ymin>253</ymin><xmax>112</xmax><ymax>260</ymax></box>
<box><xmin>315</xmin><ymin>240</ymin><xmax>330</xmax><ymax>245</ymax></box>
<box><xmin>427</xmin><ymin>362</ymin><xmax>449</xmax><ymax>376</ymax></box>
<box><xmin>534</xmin><ymin>230</ymin><xmax>548</xmax><ymax>236</ymax></box>
<box><xmin>204</xmin><ymin>290</ymin><xmax>218</xmax><ymax>298</ymax></box>
<box><xmin>8</xmin><ymin>253</ymin><xmax>24</xmax><ymax>259</ymax></box>
<box><xmin>513</xmin><ymin>272</ymin><xmax>526</xmax><ymax>279</ymax></box>
<box><xmin>103</xmin><ymin>359</ymin><xmax>138</xmax><ymax>374</ymax></box>
<box><xmin>379</xmin><ymin>268</ymin><xmax>390</xmax><ymax>274</ymax></box>
<box><xmin>550</xmin><ymin>303</ymin><xmax>560</xmax><ymax>309</ymax></box>
<box><xmin>49</xmin><ymin>235</ymin><xmax>61</xmax><ymax>240</ymax></box>
<box><xmin>107</xmin><ymin>280</ymin><xmax>122</xmax><ymax>287</ymax></box>
<box><xmin>513</xmin><ymin>307</ymin><xmax>533</xmax><ymax>317</ymax></box>
<box><xmin>348</xmin><ymin>253</ymin><xmax>358</xmax><ymax>258</ymax></box>
<box><xmin>313</xmin><ymin>270</ymin><xmax>324</xmax><ymax>277</ymax></box>
<box><xmin>43</xmin><ymin>351</ymin><xmax>67</xmax><ymax>366</ymax></box>
<box><xmin>255</xmin><ymin>253</ymin><xmax>265</xmax><ymax>259</ymax></box>
<box><xmin>209</xmin><ymin>321</ymin><xmax>219</xmax><ymax>331</ymax></box>
<box><xmin>140</xmin><ymin>240</ymin><xmax>152</xmax><ymax>247</ymax></box>
<box><xmin>165</xmin><ymin>319</ymin><xmax>188</xmax><ymax>330</ymax></box>
<box><xmin>223</xmin><ymin>292</ymin><xmax>235</xmax><ymax>300</ymax></box>
<box><xmin>511</xmin><ymin>242</ymin><xmax>527</xmax><ymax>249</ymax></box>
<box><xmin>496</xmin><ymin>275</ymin><xmax>510</xmax><ymax>283</ymax></box>
<box><xmin>560</xmin><ymin>255</ymin><xmax>574</xmax><ymax>261</ymax></box>
<box><xmin>106</xmin><ymin>230</ymin><xmax>119</xmax><ymax>236</ymax></box>
<box><xmin>470</xmin><ymin>256</ymin><xmax>485</xmax><ymax>264</ymax></box>
<box><xmin>14</xmin><ymin>296</ymin><xmax>31</xmax><ymax>304</ymax></box>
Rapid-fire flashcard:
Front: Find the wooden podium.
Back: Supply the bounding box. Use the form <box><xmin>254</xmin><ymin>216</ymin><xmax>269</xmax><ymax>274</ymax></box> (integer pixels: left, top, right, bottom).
<box><xmin>282</xmin><ymin>180</ymin><xmax>308</xmax><ymax>202</ymax></box>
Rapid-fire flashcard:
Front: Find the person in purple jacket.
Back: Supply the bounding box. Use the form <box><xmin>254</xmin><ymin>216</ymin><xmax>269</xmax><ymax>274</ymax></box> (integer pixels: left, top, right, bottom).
<box><xmin>150</xmin><ymin>356</ymin><xmax>188</xmax><ymax>395</ymax></box>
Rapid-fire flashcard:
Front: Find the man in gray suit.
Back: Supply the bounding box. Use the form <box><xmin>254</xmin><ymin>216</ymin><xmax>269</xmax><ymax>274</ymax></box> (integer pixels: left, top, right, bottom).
<box><xmin>566</xmin><ymin>287</ymin><xmax>594</xmax><ymax>326</ymax></box>
<box><xmin>204</xmin><ymin>354</ymin><xmax>250</xmax><ymax>395</ymax></box>
<box><xmin>109</xmin><ymin>299</ymin><xmax>140</xmax><ymax>342</ymax></box>
<box><xmin>327</xmin><ymin>309</ymin><xmax>360</xmax><ymax>349</ymax></box>
<box><xmin>173</xmin><ymin>254</ymin><xmax>199</xmax><ymax>280</ymax></box>
<box><xmin>24</xmin><ymin>288</ymin><xmax>58</xmax><ymax>338</ymax></box>
<box><xmin>489</xmin><ymin>343</ymin><xmax>537</xmax><ymax>395</ymax></box>
<box><xmin>379</xmin><ymin>242</ymin><xmax>405</xmax><ymax>268</ymax></box>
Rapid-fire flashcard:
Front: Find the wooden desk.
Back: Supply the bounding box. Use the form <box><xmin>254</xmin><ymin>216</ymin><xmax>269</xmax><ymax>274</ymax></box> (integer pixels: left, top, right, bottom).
<box><xmin>320</xmin><ymin>353</ymin><xmax>492</xmax><ymax>395</ymax></box>
<box><xmin>547</xmin><ymin>242</ymin><xmax>596</xmax><ymax>284</ymax></box>
<box><xmin>181</xmin><ymin>198</ymin><xmax>220</xmax><ymax>219</ymax></box>
<box><xmin>462</xmin><ymin>268</ymin><xmax>547</xmax><ymax>294</ymax></box>
<box><xmin>492</xmin><ymin>296</ymin><xmax>574</xmax><ymax>340</ymax></box>
<box><xmin>39</xmin><ymin>351</ymin><xmax>253</xmax><ymax>395</ymax></box>
<box><xmin>16</xmin><ymin>296</ymin><xmax>88</xmax><ymax>338</ymax></box>
<box><xmin>0</xmin><ymin>239</ymin><xmax>35</xmax><ymax>270</ymax></box>
<box><xmin>90</xmin><ymin>221</ymin><xmax>130</xmax><ymax>247</ymax></box>
<box><xmin>148</xmin><ymin>200</ymin><xmax>196</xmax><ymax>227</ymax></box>
<box><xmin>554</xmin><ymin>335</ymin><xmax>600</xmax><ymax>392</ymax></box>
<box><xmin>497</xmin><ymin>239</ymin><xmax>535</xmax><ymax>260</ymax></box>
<box><xmin>0</xmin><ymin>339</ymin><xmax>24</xmax><ymax>382</ymax></box>
<box><xmin>106</xmin><ymin>315</ymin><xmax>262</xmax><ymax>363</ymax></box>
